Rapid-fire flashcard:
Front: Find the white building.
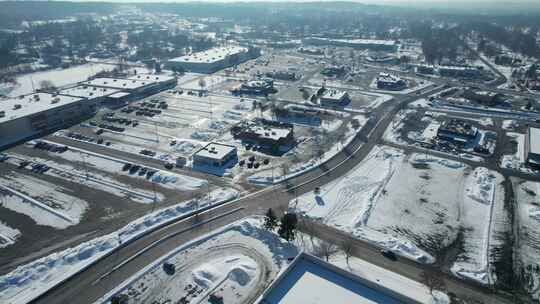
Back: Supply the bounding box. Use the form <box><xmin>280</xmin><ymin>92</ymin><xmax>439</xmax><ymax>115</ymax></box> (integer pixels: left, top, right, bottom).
<box><xmin>192</xmin><ymin>142</ymin><xmax>238</xmax><ymax>168</ymax></box>
<box><xmin>0</xmin><ymin>93</ymin><xmax>94</xmax><ymax>150</ymax></box>
<box><xmin>320</xmin><ymin>89</ymin><xmax>350</xmax><ymax>106</ymax></box>
<box><xmin>165</xmin><ymin>46</ymin><xmax>260</xmax><ymax>73</ymax></box>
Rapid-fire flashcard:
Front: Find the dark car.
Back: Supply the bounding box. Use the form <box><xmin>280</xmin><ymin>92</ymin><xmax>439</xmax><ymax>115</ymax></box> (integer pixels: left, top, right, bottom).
<box><xmin>381</xmin><ymin>250</ymin><xmax>397</xmax><ymax>261</ymax></box>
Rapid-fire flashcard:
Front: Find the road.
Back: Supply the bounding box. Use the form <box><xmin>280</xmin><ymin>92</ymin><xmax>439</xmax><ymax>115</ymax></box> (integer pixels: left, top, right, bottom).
<box><xmin>31</xmin><ymin>84</ymin><xmax>515</xmax><ymax>304</ymax></box>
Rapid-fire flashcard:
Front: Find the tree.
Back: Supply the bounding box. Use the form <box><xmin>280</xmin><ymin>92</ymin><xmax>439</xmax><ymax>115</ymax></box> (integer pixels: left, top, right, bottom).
<box><xmin>278</xmin><ymin>212</ymin><xmax>298</xmax><ymax>242</ymax></box>
<box><xmin>39</xmin><ymin>80</ymin><xmax>56</xmax><ymax>91</ymax></box>
<box><xmin>420</xmin><ymin>268</ymin><xmax>445</xmax><ymax>296</ymax></box>
<box><xmin>315</xmin><ymin>240</ymin><xmax>337</xmax><ymax>262</ymax></box>
<box><xmin>340</xmin><ymin>241</ymin><xmax>354</xmax><ymax>265</ymax></box>
<box><xmin>264</xmin><ymin>208</ymin><xmax>278</xmax><ymax>231</ymax></box>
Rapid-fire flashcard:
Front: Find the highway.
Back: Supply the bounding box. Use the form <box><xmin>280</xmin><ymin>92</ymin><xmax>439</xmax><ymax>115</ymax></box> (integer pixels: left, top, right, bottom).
<box><xmin>31</xmin><ymin>84</ymin><xmax>516</xmax><ymax>304</ymax></box>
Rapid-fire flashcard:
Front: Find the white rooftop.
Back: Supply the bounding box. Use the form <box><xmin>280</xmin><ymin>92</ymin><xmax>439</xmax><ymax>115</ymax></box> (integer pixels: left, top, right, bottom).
<box><xmin>529</xmin><ymin>127</ymin><xmax>540</xmax><ymax>155</ymax></box>
<box><xmin>127</xmin><ymin>74</ymin><xmax>176</xmax><ymax>83</ymax></box>
<box><xmin>0</xmin><ymin>93</ymin><xmax>83</xmax><ymax>124</ymax></box>
<box><xmin>321</xmin><ymin>89</ymin><xmax>348</xmax><ymax>101</ymax></box>
<box><xmin>260</xmin><ymin>254</ymin><xmax>405</xmax><ymax>304</ymax></box>
<box><xmin>251</xmin><ymin>125</ymin><xmax>291</xmax><ymax>141</ymax></box>
<box><xmin>195</xmin><ymin>142</ymin><xmax>236</xmax><ymax>160</ymax></box>
<box><xmin>168</xmin><ymin>46</ymin><xmax>247</xmax><ymax>64</ymax></box>
<box><xmin>309</xmin><ymin>37</ymin><xmax>396</xmax><ymax>46</ymax></box>
<box><xmin>59</xmin><ymin>85</ymin><xmax>121</xmax><ymax>99</ymax></box>
<box><xmin>82</xmin><ymin>77</ymin><xmax>152</xmax><ymax>90</ymax></box>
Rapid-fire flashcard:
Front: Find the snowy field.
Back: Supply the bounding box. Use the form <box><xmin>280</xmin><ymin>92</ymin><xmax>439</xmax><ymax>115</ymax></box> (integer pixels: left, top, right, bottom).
<box><xmin>451</xmin><ymin>168</ymin><xmax>505</xmax><ymax>285</ymax></box>
<box><xmin>293</xmin><ymin>146</ymin><xmax>467</xmax><ymax>263</ymax></box>
<box><xmin>0</xmin><ymin>188</ymin><xmax>239</xmax><ymax>304</ymax></box>
<box><xmin>0</xmin><ymin>174</ymin><xmax>88</xmax><ymax>229</ymax></box>
<box><xmin>4</xmin><ymin>63</ymin><xmax>116</xmax><ymax>97</ymax></box>
<box><xmin>514</xmin><ymin>180</ymin><xmax>540</xmax><ymax>301</ymax></box>
<box><xmin>96</xmin><ymin>217</ymin><xmax>298</xmax><ymax>304</ymax></box>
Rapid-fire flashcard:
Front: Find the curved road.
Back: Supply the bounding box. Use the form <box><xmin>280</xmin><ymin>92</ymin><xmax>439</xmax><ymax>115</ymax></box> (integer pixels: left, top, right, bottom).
<box><xmin>31</xmin><ymin>84</ymin><xmax>514</xmax><ymax>304</ymax></box>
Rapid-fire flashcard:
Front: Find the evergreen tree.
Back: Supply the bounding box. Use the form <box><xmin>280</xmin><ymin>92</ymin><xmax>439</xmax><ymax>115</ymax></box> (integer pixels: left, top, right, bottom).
<box><xmin>264</xmin><ymin>208</ymin><xmax>278</xmax><ymax>231</ymax></box>
<box><xmin>278</xmin><ymin>213</ymin><xmax>298</xmax><ymax>242</ymax></box>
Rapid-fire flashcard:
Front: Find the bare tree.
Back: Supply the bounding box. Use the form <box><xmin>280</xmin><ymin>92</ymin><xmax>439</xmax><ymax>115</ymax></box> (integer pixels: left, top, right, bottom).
<box><xmin>420</xmin><ymin>268</ymin><xmax>445</xmax><ymax>296</ymax></box>
<box><xmin>340</xmin><ymin>240</ymin><xmax>354</xmax><ymax>265</ymax></box>
<box><xmin>39</xmin><ymin>80</ymin><xmax>56</xmax><ymax>91</ymax></box>
<box><xmin>316</xmin><ymin>240</ymin><xmax>338</xmax><ymax>262</ymax></box>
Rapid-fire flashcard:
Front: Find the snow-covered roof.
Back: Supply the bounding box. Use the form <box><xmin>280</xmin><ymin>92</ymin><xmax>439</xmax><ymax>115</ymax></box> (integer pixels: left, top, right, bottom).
<box><xmin>127</xmin><ymin>74</ymin><xmax>176</xmax><ymax>83</ymax></box>
<box><xmin>258</xmin><ymin>253</ymin><xmax>413</xmax><ymax>304</ymax></box>
<box><xmin>108</xmin><ymin>92</ymin><xmax>131</xmax><ymax>99</ymax></box>
<box><xmin>307</xmin><ymin>37</ymin><xmax>396</xmax><ymax>46</ymax></box>
<box><xmin>321</xmin><ymin>89</ymin><xmax>348</xmax><ymax>101</ymax></box>
<box><xmin>82</xmin><ymin>77</ymin><xmax>152</xmax><ymax>90</ymax></box>
<box><xmin>529</xmin><ymin>127</ymin><xmax>540</xmax><ymax>155</ymax></box>
<box><xmin>168</xmin><ymin>46</ymin><xmax>248</xmax><ymax>64</ymax></box>
<box><xmin>194</xmin><ymin>142</ymin><xmax>236</xmax><ymax>160</ymax></box>
<box><xmin>58</xmin><ymin>85</ymin><xmax>121</xmax><ymax>99</ymax></box>
<box><xmin>0</xmin><ymin>93</ymin><xmax>83</xmax><ymax>124</ymax></box>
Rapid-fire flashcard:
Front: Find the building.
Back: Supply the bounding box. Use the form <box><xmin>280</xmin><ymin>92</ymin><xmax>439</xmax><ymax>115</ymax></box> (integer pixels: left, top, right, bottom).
<box><xmin>437</xmin><ymin>119</ymin><xmax>478</xmax><ymax>143</ymax></box>
<box><xmin>415</xmin><ymin>64</ymin><xmax>435</xmax><ymax>75</ymax></box>
<box><xmin>376</xmin><ymin>73</ymin><xmax>406</xmax><ymax>90</ymax></box>
<box><xmin>265</xmin><ymin>70</ymin><xmax>298</xmax><ymax>81</ymax></box>
<box><xmin>192</xmin><ymin>142</ymin><xmax>238</xmax><ymax>168</ymax></box>
<box><xmin>0</xmin><ymin>93</ymin><xmax>95</xmax><ymax>150</ymax></box>
<box><xmin>526</xmin><ymin>127</ymin><xmax>540</xmax><ymax>169</ymax></box>
<box><xmin>231</xmin><ymin>119</ymin><xmax>294</xmax><ymax>153</ymax></box>
<box><xmin>83</xmin><ymin>75</ymin><xmax>176</xmax><ymax>100</ymax></box>
<box><xmin>438</xmin><ymin>66</ymin><xmax>481</xmax><ymax>78</ymax></box>
<box><xmin>303</xmin><ymin>37</ymin><xmax>398</xmax><ymax>52</ymax></box>
<box><xmin>320</xmin><ymin>89</ymin><xmax>350</xmax><ymax>106</ymax></box>
<box><xmin>231</xmin><ymin>79</ymin><xmax>275</xmax><ymax>95</ymax></box>
<box><xmin>463</xmin><ymin>89</ymin><xmax>504</xmax><ymax>106</ymax></box>
<box><xmin>256</xmin><ymin>253</ymin><xmax>421</xmax><ymax>304</ymax></box>
<box><xmin>165</xmin><ymin>46</ymin><xmax>260</xmax><ymax>74</ymax></box>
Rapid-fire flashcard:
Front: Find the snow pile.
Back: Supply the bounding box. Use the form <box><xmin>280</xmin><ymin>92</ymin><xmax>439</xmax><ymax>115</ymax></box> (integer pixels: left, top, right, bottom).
<box><xmin>192</xmin><ymin>264</ymin><xmax>219</xmax><ymax>288</ymax></box>
<box><xmin>0</xmin><ymin>188</ymin><xmax>239</xmax><ymax>304</ymax></box>
<box><xmin>465</xmin><ymin>167</ymin><xmax>495</xmax><ymax>205</ymax></box>
<box><xmin>0</xmin><ymin>222</ymin><xmax>20</xmax><ymax>249</ymax></box>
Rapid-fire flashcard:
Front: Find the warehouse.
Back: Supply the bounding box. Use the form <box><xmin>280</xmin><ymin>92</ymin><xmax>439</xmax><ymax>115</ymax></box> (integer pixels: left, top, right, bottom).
<box><xmin>526</xmin><ymin>127</ymin><xmax>540</xmax><ymax>169</ymax></box>
<box><xmin>0</xmin><ymin>93</ymin><xmax>95</xmax><ymax>150</ymax></box>
<box><xmin>82</xmin><ymin>75</ymin><xmax>176</xmax><ymax>99</ymax></box>
<box><xmin>303</xmin><ymin>37</ymin><xmax>398</xmax><ymax>52</ymax></box>
<box><xmin>166</xmin><ymin>46</ymin><xmax>260</xmax><ymax>73</ymax></box>
<box><xmin>58</xmin><ymin>85</ymin><xmax>121</xmax><ymax>104</ymax></box>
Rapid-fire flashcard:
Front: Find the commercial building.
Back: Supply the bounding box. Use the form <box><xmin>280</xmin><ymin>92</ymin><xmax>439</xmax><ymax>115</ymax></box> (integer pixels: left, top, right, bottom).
<box><xmin>231</xmin><ymin>119</ymin><xmax>294</xmax><ymax>153</ymax></box>
<box><xmin>192</xmin><ymin>142</ymin><xmax>238</xmax><ymax>168</ymax></box>
<box><xmin>0</xmin><ymin>93</ymin><xmax>95</xmax><ymax>150</ymax></box>
<box><xmin>437</xmin><ymin>119</ymin><xmax>478</xmax><ymax>143</ymax></box>
<box><xmin>526</xmin><ymin>127</ymin><xmax>540</xmax><ymax>169</ymax></box>
<box><xmin>320</xmin><ymin>89</ymin><xmax>350</xmax><ymax>106</ymax></box>
<box><xmin>58</xmin><ymin>85</ymin><xmax>122</xmax><ymax>104</ymax></box>
<box><xmin>376</xmin><ymin>72</ymin><xmax>406</xmax><ymax>90</ymax></box>
<box><xmin>231</xmin><ymin>79</ymin><xmax>275</xmax><ymax>95</ymax></box>
<box><xmin>165</xmin><ymin>46</ymin><xmax>260</xmax><ymax>74</ymax></box>
<box><xmin>438</xmin><ymin>66</ymin><xmax>481</xmax><ymax>78</ymax></box>
<box><xmin>303</xmin><ymin>37</ymin><xmax>398</xmax><ymax>52</ymax></box>
<box><xmin>256</xmin><ymin>253</ymin><xmax>421</xmax><ymax>304</ymax></box>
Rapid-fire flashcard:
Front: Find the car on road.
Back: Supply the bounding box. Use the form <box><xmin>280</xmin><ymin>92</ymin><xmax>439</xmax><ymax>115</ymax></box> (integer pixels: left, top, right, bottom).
<box><xmin>381</xmin><ymin>249</ymin><xmax>397</xmax><ymax>261</ymax></box>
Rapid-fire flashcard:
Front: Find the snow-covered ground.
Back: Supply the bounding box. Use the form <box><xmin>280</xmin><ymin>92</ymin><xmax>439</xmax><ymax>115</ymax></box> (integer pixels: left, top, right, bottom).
<box><xmin>500</xmin><ymin>132</ymin><xmax>540</xmax><ymax>177</ymax></box>
<box><xmin>4</xmin><ymin>63</ymin><xmax>115</xmax><ymax>97</ymax></box>
<box><xmin>0</xmin><ymin>188</ymin><xmax>239</xmax><ymax>304</ymax></box>
<box><xmin>514</xmin><ymin>180</ymin><xmax>540</xmax><ymax>301</ymax></box>
<box><xmin>96</xmin><ymin>217</ymin><xmax>297</xmax><ymax>304</ymax></box>
<box><xmin>0</xmin><ymin>221</ymin><xmax>20</xmax><ymax>249</ymax></box>
<box><xmin>451</xmin><ymin>168</ymin><xmax>504</xmax><ymax>285</ymax></box>
<box><xmin>293</xmin><ymin>146</ymin><xmax>467</xmax><ymax>263</ymax></box>
<box><xmin>0</xmin><ymin>174</ymin><xmax>88</xmax><ymax>229</ymax></box>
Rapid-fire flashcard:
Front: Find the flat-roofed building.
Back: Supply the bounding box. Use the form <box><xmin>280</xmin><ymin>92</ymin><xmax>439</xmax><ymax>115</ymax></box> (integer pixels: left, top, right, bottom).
<box><xmin>303</xmin><ymin>37</ymin><xmax>398</xmax><ymax>52</ymax></box>
<box><xmin>231</xmin><ymin>119</ymin><xmax>294</xmax><ymax>154</ymax></box>
<box><xmin>166</xmin><ymin>46</ymin><xmax>260</xmax><ymax>73</ymax></box>
<box><xmin>376</xmin><ymin>72</ymin><xmax>406</xmax><ymax>90</ymax></box>
<box><xmin>256</xmin><ymin>253</ymin><xmax>421</xmax><ymax>304</ymax></box>
<box><xmin>320</xmin><ymin>89</ymin><xmax>350</xmax><ymax>106</ymax></box>
<box><xmin>526</xmin><ymin>127</ymin><xmax>540</xmax><ymax>169</ymax></box>
<box><xmin>0</xmin><ymin>93</ymin><xmax>95</xmax><ymax>150</ymax></box>
<box><xmin>192</xmin><ymin>142</ymin><xmax>238</xmax><ymax>168</ymax></box>
<box><xmin>82</xmin><ymin>75</ymin><xmax>176</xmax><ymax>100</ymax></box>
<box><xmin>437</xmin><ymin>119</ymin><xmax>478</xmax><ymax>143</ymax></box>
